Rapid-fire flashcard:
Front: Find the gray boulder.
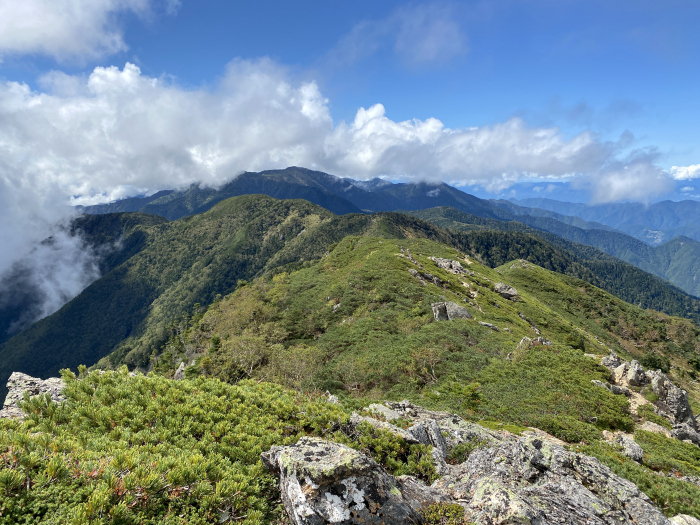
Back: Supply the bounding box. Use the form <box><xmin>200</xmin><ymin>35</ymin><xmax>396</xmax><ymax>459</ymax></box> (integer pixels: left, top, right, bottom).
<box><xmin>431</xmin><ymin>301</ymin><xmax>471</xmax><ymax>321</ymax></box>
<box><xmin>671</xmin><ymin>423</ymin><xmax>700</xmax><ymax>446</ymax></box>
<box><xmin>264</xmin><ymin>401</ymin><xmax>681</xmax><ymax>525</ymax></box>
<box><xmin>433</xmin><ymin>437</ymin><xmax>669</xmax><ymax>524</ymax></box>
<box><xmin>494</xmin><ymin>282</ymin><xmax>518</xmax><ymax>300</ymax></box>
<box><xmin>601</xmin><ymin>351</ymin><xmax>623</xmax><ymax>369</ymax></box>
<box><xmin>614</xmin><ymin>434</ymin><xmax>644</xmax><ymax>462</ymax></box>
<box><xmin>261</xmin><ymin>437</ymin><xmax>422</xmax><ymax>524</ymax></box>
<box><xmin>429</xmin><ymin>257</ymin><xmax>472</xmax><ymax>275</ymax></box>
<box><xmin>366</xmin><ymin>403</ymin><xmax>401</xmax><ymax>422</ymax></box>
<box><xmin>591</xmin><ymin>380</ymin><xmax>631</xmax><ymax>397</ymax></box>
<box><xmin>173</xmin><ymin>361</ymin><xmax>186</xmax><ymax>380</ymax></box>
<box><xmin>647</xmin><ymin>370</ymin><xmax>696</xmax><ymax>429</ymax></box>
<box><xmin>627</xmin><ymin>360</ymin><xmax>647</xmax><ymax>387</ymax></box>
<box><xmin>671</xmin><ymin>515</ymin><xmax>700</xmax><ymax>525</ymax></box>
<box><xmin>0</xmin><ymin>372</ymin><xmax>65</xmax><ymax>419</ymax></box>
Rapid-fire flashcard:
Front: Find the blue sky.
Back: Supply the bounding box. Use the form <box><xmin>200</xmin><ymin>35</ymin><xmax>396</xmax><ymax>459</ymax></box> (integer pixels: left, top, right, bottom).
<box><xmin>0</xmin><ymin>0</ymin><xmax>699</xmax><ymax>262</ymax></box>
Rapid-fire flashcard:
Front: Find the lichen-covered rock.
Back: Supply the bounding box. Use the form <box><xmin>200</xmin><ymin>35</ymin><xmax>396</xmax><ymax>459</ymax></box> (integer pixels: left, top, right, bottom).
<box><xmin>349</xmin><ymin>413</ymin><xmax>420</xmax><ymax>444</ymax></box>
<box><xmin>261</xmin><ymin>437</ymin><xmax>422</xmax><ymax>524</ymax></box>
<box><xmin>615</xmin><ymin>434</ymin><xmax>644</xmax><ymax>462</ymax></box>
<box><xmin>627</xmin><ymin>360</ymin><xmax>648</xmax><ymax>387</ymax></box>
<box><xmin>591</xmin><ymin>379</ymin><xmax>631</xmax><ymax>396</ymax></box>
<box><xmin>0</xmin><ymin>372</ymin><xmax>65</xmax><ymax>419</ymax></box>
<box><xmin>639</xmin><ymin>421</ymin><xmax>672</xmax><ymax>437</ymax></box>
<box><xmin>265</xmin><ymin>401</ymin><xmax>679</xmax><ymax>525</ymax></box>
<box><xmin>647</xmin><ymin>370</ymin><xmax>696</xmax><ymax>428</ymax></box>
<box><xmin>429</xmin><ymin>257</ymin><xmax>472</xmax><ymax>276</ymax></box>
<box><xmin>431</xmin><ymin>301</ymin><xmax>471</xmax><ymax>321</ymax></box>
<box><xmin>478</xmin><ymin>321</ymin><xmax>498</xmax><ymax>331</ymax></box>
<box><xmin>601</xmin><ymin>351</ymin><xmax>623</xmax><ymax>369</ymax></box>
<box><xmin>671</xmin><ymin>423</ymin><xmax>700</xmax><ymax>446</ymax></box>
<box><xmin>173</xmin><ymin>362</ymin><xmax>186</xmax><ymax>380</ymax></box>
<box><xmin>494</xmin><ymin>282</ymin><xmax>518</xmax><ymax>300</ymax></box>
<box><xmin>366</xmin><ymin>403</ymin><xmax>401</xmax><ymax>422</ymax></box>
<box><xmin>433</xmin><ymin>437</ymin><xmax>670</xmax><ymax>524</ymax></box>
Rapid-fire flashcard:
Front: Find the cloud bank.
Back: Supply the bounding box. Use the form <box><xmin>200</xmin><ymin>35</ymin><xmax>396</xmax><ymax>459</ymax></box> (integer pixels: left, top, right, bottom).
<box><xmin>0</xmin><ymin>0</ymin><xmax>179</xmax><ymax>61</ymax></box>
<box><xmin>0</xmin><ymin>59</ymin><xmax>686</xmax><ymax>329</ymax></box>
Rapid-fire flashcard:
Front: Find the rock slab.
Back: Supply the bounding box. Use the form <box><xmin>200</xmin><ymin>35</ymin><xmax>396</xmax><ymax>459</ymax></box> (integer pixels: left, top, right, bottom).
<box><xmin>0</xmin><ymin>372</ymin><xmax>65</xmax><ymax>419</ymax></box>
<box><xmin>261</xmin><ymin>436</ymin><xmax>421</xmax><ymax>524</ymax></box>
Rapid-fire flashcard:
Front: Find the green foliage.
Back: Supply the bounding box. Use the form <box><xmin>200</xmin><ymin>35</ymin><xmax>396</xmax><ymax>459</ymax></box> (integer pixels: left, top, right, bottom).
<box><xmin>446</xmin><ymin>439</ymin><xmax>491</xmax><ymax>465</ymax></box>
<box><xmin>341</xmin><ymin>422</ymin><xmax>438</xmax><ymax>484</ymax></box>
<box><xmin>579</xmin><ymin>436</ymin><xmax>700</xmax><ymax>518</ymax></box>
<box><xmin>530</xmin><ymin>415</ymin><xmax>602</xmax><ymax>443</ymax></box>
<box><xmin>154</xmin><ymin>236</ymin><xmax>695</xmax><ymax>441</ymax></box>
<box><xmin>636</xmin><ymin>405</ymin><xmax>672</xmax><ymax>430</ymax></box>
<box><xmin>0</xmin><ymin>368</ymin><xmax>348</xmax><ymax>524</ymax></box>
<box><xmin>421</xmin><ymin>502</ymin><xmax>473</xmax><ymax>525</ymax></box>
<box><xmin>409</xmin><ymin>206</ymin><xmax>700</xmax><ymax>325</ymax></box>
<box><xmin>640</xmin><ymin>353</ymin><xmax>671</xmax><ymax>373</ymax></box>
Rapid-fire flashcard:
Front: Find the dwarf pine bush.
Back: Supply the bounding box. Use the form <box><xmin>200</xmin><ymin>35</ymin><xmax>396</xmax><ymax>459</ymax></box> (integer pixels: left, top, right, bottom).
<box><xmin>0</xmin><ymin>367</ymin><xmax>348</xmax><ymax>524</ymax></box>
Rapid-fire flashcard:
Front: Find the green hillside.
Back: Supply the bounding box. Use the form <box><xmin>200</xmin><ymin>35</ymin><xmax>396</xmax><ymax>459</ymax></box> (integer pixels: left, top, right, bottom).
<box><xmin>5</xmin><ymin>196</ymin><xmax>700</xmax><ymax>406</ymax></box>
<box><xmin>153</xmin><ymin>236</ymin><xmax>700</xmax><ymax>426</ymax></box>
<box><xmin>0</xmin><ymin>213</ymin><xmax>168</xmax><ymax>346</ymax></box>
<box><xmin>0</xmin><ymin>196</ymin><xmax>376</xmax><ymax>399</ymax></box>
<box><xmin>408</xmin><ymin>206</ymin><xmax>700</xmax><ymax>321</ymax></box>
<box><xmin>4</xmin><ymin>235</ymin><xmax>700</xmax><ymax>523</ymax></box>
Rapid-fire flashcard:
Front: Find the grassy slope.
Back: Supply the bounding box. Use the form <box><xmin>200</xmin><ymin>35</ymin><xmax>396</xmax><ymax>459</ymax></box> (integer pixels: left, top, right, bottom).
<box><xmin>407</xmin><ymin>207</ymin><xmax>700</xmax><ymax>323</ymax></box>
<box><xmin>159</xmin><ymin>236</ymin><xmax>700</xmax><ymax>427</ymax></box>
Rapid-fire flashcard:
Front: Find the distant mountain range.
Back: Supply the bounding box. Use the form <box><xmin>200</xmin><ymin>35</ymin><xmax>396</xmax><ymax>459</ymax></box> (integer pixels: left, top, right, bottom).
<box><xmin>79</xmin><ymin>167</ymin><xmax>700</xmax><ymax>298</ymax></box>
<box><xmin>510</xmin><ymin>198</ymin><xmax>700</xmax><ymax>246</ymax></box>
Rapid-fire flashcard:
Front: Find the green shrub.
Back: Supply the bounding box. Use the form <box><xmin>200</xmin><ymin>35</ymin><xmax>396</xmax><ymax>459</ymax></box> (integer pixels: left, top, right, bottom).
<box><xmin>640</xmin><ymin>353</ymin><xmax>671</xmax><ymax>373</ymax></box>
<box><xmin>0</xmin><ymin>368</ymin><xmax>349</xmax><ymax>524</ymax></box>
<box><xmin>341</xmin><ymin>422</ymin><xmax>438</xmax><ymax>484</ymax></box>
<box><xmin>637</xmin><ymin>404</ymin><xmax>672</xmax><ymax>430</ymax></box>
<box><xmin>446</xmin><ymin>439</ymin><xmax>490</xmax><ymax>465</ymax></box>
<box><xmin>531</xmin><ymin>415</ymin><xmax>602</xmax><ymax>443</ymax></box>
<box><xmin>421</xmin><ymin>502</ymin><xmax>474</xmax><ymax>525</ymax></box>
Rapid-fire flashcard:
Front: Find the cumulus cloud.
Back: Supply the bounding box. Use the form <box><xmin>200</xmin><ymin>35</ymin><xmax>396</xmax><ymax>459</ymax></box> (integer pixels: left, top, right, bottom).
<box><xmin>586</xmin><ymin>162</ymin><xmax>674</xmax><ymax>204</ymax></box>
<box><xmin>0</xmin><ymin>58</ymin><xmax>676</xmax><ymax>328</ymax></box>
<box><xmin>670</xmin><ymin>164</ymin><xmax>700</xmax><ymax>180</ymax></box>
<box><xmin>0</xmin><ymin>0</ymin><xmax>179</xmax><ymax>61</ymax></box>
<box><xmin>0</xmin><ymin>59</ymin><xmax>673</xmax><ymax>225</ymax></box>
<box><xmin>328</xmin><ymin>1</ymin><xmax>467</xmax><ymax>67</ymax></box>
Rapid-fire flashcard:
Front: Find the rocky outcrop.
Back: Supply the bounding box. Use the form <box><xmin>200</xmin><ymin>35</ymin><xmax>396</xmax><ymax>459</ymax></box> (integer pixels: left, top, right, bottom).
<box><xmin>646</xmin><ymin>369</ymin><xmax>696</xmax><ymax>428</ymax></box>
<box><xmin>428</xmin><ymin>257</ymin><xmax>473</xmax><ymax>276</ymax></box>
<box><xmin>600</xmin><ymin>352</ymin><xmax>698</xmax><ymax>444</ymax></box>
<box><xmin>592</xmin><ymin>379</ymin><xmax>631</xmax><ymax>397</ymax></box>
<box><xmin>494</xmin><ymin>282</ymin><xmax>518</xmax><ymax>300</ymax></box>
<box><xmin>0</xmin><ymin>372</ymin><xmax>65</xmax><ymax>419</ymax></box>
<box><xmin>264</xmin><ymin>400</ymin><xmax>684</xmax><ymax>525</ymax></box>
<box><xmin>173</xmin><ymin>362</ymin><xmax>186</xmax><ymax>380</ymax></box>
<box><xmin>431</xmin><ymin>301</ymin><xmax>471</xmax><ymax>321</ymax></box>
<box><xmin>262</xmin><ymin>437</ymin><xmax>423</xmax><ymax>524</ymax></box>
<box><xmin>603</xmin><ymin>431</ymin><xmax>644</xmax><ymax>462</ymax></box>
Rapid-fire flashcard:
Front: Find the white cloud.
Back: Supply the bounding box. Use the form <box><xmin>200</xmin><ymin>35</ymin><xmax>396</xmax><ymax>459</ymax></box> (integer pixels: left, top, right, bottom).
<box><xmin>0</xmin><ymin>0</ymin><xmax>179</xmax><ymax>61</ymax></box>
<box><xmin>0</xmin><ymin>59</ymin><xmax>674</xmax><ymax>280</ymax></box>
<box><xmin>670</xmin><ymin>164</ymin><xmax>700</xmax><ymax>180</ymax></box>
<box><xmin>587</xmin><ymin>162</ymin><xmax>673</xmax><ymax>204</ymax></box>
<box><xmin>681</xmin><ymin>186</ymin><xmax>694</xmax><ymax>192</ymax></box>
<box><xmin>328</xmin><ymin>1</ymin><xmax>467</xmax><ymax>67</ymax></box>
